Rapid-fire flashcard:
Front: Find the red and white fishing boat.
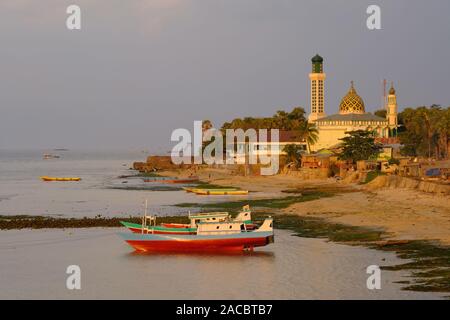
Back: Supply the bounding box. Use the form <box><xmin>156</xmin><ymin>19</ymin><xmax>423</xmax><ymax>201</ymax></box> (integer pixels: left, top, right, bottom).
<box><xmin>119</xmin><ymin>217</ymin><xmax>274</xmax><ymax>252</ymax></box>
<box><xmin>120</xmin><ymin>205</ymin><xmax>255</xmax><ymax>235</ymax></box>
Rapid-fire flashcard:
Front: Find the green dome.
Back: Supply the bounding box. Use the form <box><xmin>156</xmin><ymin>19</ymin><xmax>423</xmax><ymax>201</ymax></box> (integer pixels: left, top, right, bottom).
<box><xmin>311</xmin><ymin>54</ymin><xmax>323</xmax><ymax>63</ymax></box>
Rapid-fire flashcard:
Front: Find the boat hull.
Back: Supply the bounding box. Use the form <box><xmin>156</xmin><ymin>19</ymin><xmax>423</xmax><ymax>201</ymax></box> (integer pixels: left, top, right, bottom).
<box><xmin>119</xmin><ymin>232</ymin><xmax>274</xmax><ymax>252</ymax></box>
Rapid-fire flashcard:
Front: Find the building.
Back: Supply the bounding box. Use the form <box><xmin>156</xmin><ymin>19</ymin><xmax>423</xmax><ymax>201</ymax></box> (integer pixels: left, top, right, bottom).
<box><xmin>232</xmin><ymin>130</ymin><xmax>307</xmax><ymax>163</ymax></box>
<box><xmin>308</xmin><ymin>54</ymin><xmax>326</xmax><ymax>122</ymax></box>
<box><xmin>307</xmin><ymin>54</ymin><xmax>398</xmax><ymax>151</ymax></box>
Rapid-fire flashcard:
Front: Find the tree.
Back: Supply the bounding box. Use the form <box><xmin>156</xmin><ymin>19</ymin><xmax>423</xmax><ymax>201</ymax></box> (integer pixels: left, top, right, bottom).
<box><xmin>300</xmin><ymin>122</ymin><xmax>319</xmax><ymax>154</ymax></box>
<box><xmin>399</xmin><ymin>105</ymin><xmax>449</xmax><ymax>159</ymax></box>
<box><xmin>283</xmin><ymin>144</ymin><xmax>303</xmax><ymax>167</ymax></box>
<box><xmin>436</xmin><ymin>108</ymin><xmax>450</xmax><ymax>159</ymax></box>
<box><xmin>273</xmin><ymin>110</ymin><xmax>290</xmax><ymax>129</ymax></box>
<box><xmin>339</xmin><ymin>130</ymin><xmax>382</xmax><ymax>163</ymax></box>
<box><xmin>220</xmin><ymin>107</ymin><xmax>307</xmax><ymax>131</ymax></box>
<box><xmin>374</xmin><ymin>109</ymin><xmax>387</xmax><ymax>118</ymax></box>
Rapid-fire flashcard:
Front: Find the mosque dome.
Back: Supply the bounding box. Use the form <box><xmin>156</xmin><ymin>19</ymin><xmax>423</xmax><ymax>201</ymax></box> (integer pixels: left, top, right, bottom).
<box><xmin>339</xmin><ymin>81</ymin><xmax>365</xmax><ymax>114</ymax></box>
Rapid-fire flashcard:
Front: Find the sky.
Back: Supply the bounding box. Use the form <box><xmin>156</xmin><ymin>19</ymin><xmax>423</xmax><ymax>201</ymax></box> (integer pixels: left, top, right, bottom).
<box><xmin>0</xmin><ymin>0</ymin><xmax>449</xmax><ymax>152</ymax></box>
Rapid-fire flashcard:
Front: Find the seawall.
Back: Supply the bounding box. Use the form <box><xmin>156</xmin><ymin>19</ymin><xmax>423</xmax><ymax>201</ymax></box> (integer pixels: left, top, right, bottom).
<box><xmin>365</xmin><ymin>175</ymin><xmax>450</xmax><ymax>196</ymax></box>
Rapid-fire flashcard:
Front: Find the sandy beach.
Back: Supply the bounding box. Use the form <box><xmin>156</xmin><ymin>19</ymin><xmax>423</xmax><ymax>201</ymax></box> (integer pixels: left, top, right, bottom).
<box><xmin>161</xmin><ymin>167</ymin><xmax>450</xmax><ymax>245</ymax></box>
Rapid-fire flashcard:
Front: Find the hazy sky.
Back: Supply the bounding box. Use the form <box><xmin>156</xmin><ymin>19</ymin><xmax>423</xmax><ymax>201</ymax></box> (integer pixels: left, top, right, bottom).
<box><xmin>1</xmin><ymin>0</ymin><xmax>449</xmax><ymax>152</ymax></box>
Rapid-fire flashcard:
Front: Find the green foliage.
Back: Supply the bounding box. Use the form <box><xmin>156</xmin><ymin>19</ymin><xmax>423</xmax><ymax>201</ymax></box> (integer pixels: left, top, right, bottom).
<box><xmin>283</xmin><ymin>144</ymin><xmax>304</xmax><ymax>167</ymax></box>
<box><xmin>399</xmin><ymin>105</ymin><xmax>450</xmax><ymax>159</ymax></box>
<box><xmin>176</xmin><ymin>191</ymin><xmax>334</xmax><ymax>210</ymax></box>
<box><xmin>300</xmin><ymin>122</ymin><xmax>319</xmax><ymax>153</ymax></box>
<box><xmin>221</xmin><ymin>107</ymin><xmax>307</xmax><ymax>131</ymax></box>
<box><xmin>388</xmin><ymin>158</ymin><xmax>400</xmax><ymax>165</ymax></box>
<box><xmin>374</xmin><ymin>109</ymin><xmax>387</xmax><ymax>118</ymax></box>
<box><xmin>339</xmin><ymin>130</ymin><xmax>383</xmax><ymax>163</ymax></box>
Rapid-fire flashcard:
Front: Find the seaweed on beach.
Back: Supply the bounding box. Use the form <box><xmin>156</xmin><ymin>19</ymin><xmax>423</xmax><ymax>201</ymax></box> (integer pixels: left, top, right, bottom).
<box><xmin>265</xmin><ymin>214</ymin><xmax>450</xmax><ymax>294</ymax></box>
<box><xmin>378</xmin><ymin>241</ymin><xmax>450</xmax><ymax>293</ymax></box>
<box><xmin>175</xmin><ymin>191</ymin><xmax>334</xmax><ymax>210</ymax></box>
<box><xmin>0</xmin><ymin>215</ymin><xmax>189</xmax><ymax>230</ymax></box>
<box><xmin>108</xmin><ymin>185</ymin><xmax>184</xmax><ymax>191</ymax></box>
<box><xmin>261</xmin><ymin>214</ymin><xmax>385</xmax><ymax>243</ymax></box>
<box><xmin>190</xmin><ymin>181</ymin><xmax>238</xmax><ymax>189</ymax></box>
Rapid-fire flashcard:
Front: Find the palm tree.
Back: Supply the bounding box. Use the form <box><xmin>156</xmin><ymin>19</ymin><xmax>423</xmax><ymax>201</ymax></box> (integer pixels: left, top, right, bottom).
<box><xmin>436</xmin><ymin>108</ymin><xmax>450</xmax><ymax>159</ymax></box>
<box><xmin>300</xmin><ymin>122</ymin><xmax>319</xmax><ymax>153</ymax></box>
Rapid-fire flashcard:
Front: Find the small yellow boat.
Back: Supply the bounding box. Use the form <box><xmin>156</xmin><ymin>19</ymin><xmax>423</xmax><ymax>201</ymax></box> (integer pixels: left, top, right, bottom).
<box><xmin>183</xmin><ymin>187</ymin><xmax>239</xmax><ymax>193</ymax></box>
<box><xmin>193</xmin><ymin>189</ymin><xmax>248</xmax><ymax>195</ymax></box>
<box><xmin>40</xmin><ymin>176</ymin><xmax>81</xmax><ymax>182</ymax></box>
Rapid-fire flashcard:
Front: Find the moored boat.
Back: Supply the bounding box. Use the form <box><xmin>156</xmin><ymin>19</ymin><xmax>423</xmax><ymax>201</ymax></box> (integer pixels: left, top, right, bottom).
<box><xmin>43</xmin><ymin>154</ymin><xmax>60</xmax><ymax>159</ymax></box>
<box><xmin>40</xmin><ymin>176</ymin><xmax>81</xmax><ymax>181</ymax></box>
<box><xmin>120</xmin><ymin>221</ymin><xmax>196</xmax><ymax>235</ymax></box>
<box><xmin>120</xmin><ymin>205</ymin><xmax>255</xmax><ymax>234</ymax></box>
<box><xmin>119</xmin><ymin>218</ymin><xmax>274</xmax><ymax>252</ymax></box>
<box><xmin>193</xmin><ymin>189</ymin><xmax>249</xmax><ymax>195</ymax></box>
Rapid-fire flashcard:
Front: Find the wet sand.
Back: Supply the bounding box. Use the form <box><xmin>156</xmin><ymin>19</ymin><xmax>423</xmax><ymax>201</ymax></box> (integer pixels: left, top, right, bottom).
<box><xmin>0</xmin><ymin>228</ymin><xmax>443</xmax><ymax>299</ymax></box>
<box><xmin>285</xmin><ymin>189</ymin><xmax>450</xmax><ymax>245</ymax></box>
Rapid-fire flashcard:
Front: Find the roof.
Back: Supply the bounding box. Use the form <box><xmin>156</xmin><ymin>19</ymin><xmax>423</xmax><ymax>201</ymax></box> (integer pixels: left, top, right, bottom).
<box><xmin>234</xmin><ymin>130</ymin><xmax>306</xmax><ymax>143</ymax></box>
<box><xmin>317</xmin><ymin>113</ymin><xmax>387</xmax><ymax>122</ymax></box>
<box><xmin>259</xmin><ymin>130</ymin><xmax>304</xmax><ymax>143</ymax></box>
<box><xmin>339</xmin><ymin>81</ymin><xmax>365</xmax><ymax>114</ymax></box>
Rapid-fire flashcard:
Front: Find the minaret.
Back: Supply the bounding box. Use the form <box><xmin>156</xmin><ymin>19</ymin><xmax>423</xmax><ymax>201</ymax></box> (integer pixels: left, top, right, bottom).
<box><xmin>387</xmin><ymin>82</ymin><xmax>398</xmax><ymax>136</ymax></box>
<box><xmin>308</xmin><ymin>54</ymin><xmax>326</xmax><ymax>122</ymax></box>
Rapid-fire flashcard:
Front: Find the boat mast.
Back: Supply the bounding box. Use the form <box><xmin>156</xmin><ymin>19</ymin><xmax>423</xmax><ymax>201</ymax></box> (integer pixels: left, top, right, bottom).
<box><xmin>141</xmin><ymin>199</ymin><xmax>148</xmax><ymax>234</ymax></box>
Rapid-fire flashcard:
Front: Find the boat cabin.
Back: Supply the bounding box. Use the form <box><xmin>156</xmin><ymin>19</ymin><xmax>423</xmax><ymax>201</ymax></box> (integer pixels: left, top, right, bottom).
<box><xmin>197</xmin><ymin>221</ymin><xmax>246</xmax><ymax>235</ymax></box>
<box><xmin>188</xmin><ymin>212</ymin><xmax>230</xmax><ymax>227</ymax></box>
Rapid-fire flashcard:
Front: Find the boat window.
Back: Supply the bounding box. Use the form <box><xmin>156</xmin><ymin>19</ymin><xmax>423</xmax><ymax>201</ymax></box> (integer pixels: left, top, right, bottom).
<box><xmin>240</xmin><ymin>224</ymin><xmax>245</xmax><ymax>231</ymax></box>
<box><xmin>216</xmin><ymin>226</ymin><xmax>220</xmax><ymax>229</ymax></box>
<box><xmin>229</xmin><ymin>225</ymin><xmax>232</xmax><ymax>229</ymax></box>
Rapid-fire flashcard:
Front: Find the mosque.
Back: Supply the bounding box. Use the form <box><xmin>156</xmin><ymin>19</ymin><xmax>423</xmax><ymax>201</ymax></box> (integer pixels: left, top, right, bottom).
<box><xmin>307</xmin><ymin>54</ymin><xmax>398</xmax><ymax>151</ymax></box>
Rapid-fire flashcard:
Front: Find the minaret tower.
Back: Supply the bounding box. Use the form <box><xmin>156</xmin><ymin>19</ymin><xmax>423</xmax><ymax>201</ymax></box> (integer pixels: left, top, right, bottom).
<box><xmin>308</xmin><ymin>54</ymin><xmax>326</xmax><ymax>122</ymax></box>
<box><xmin>387</xmin><ymin>82</ymin><xmax>398</xmax><ymax>136</ymax></box>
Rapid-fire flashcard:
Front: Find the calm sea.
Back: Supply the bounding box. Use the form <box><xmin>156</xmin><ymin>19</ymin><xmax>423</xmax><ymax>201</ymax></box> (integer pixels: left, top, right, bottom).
<box><xmin>0</xmin><ymin>149</ymin><xmax>444</xmax><ymax>299</ymax></box>
<box><xmin>0</xmin><ymin>149</ymin><xmax>203</xmax><ymax>217</ymax></box>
